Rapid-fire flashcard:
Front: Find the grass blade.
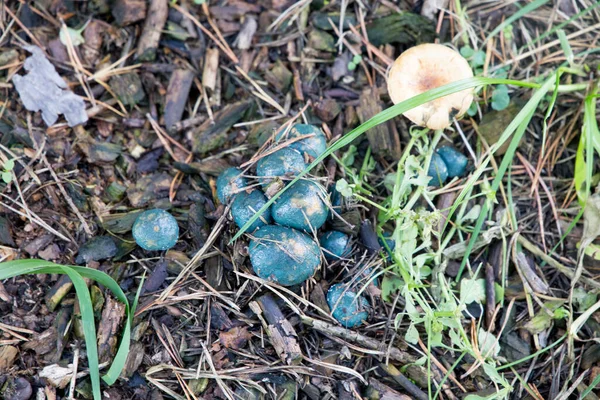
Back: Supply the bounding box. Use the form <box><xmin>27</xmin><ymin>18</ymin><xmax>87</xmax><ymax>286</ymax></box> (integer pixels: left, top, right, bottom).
<box><xmin>58</xmin><ymin>266</ymin><xmax>102</xmax><ymax>399</ymax></box>
<box><xmin>0</xmin><ymin>260</ymin><xmax>133</xmax><ymax>388</ymax></box>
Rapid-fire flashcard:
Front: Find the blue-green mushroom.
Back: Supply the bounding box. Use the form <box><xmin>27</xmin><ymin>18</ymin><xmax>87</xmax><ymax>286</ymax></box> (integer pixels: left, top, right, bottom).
<box><xmin>216</xmin><ymin>167</ymin><xmax>247</xmax><ymax>204</ymax></box>
<box><xmin>271</xmin><ymin>180</ymin><xmax>328</xmax><ymax>231</ymax></box>
<box><xmin>427</xmin><ymin>152</ymin><xmax>448</xmax><ymax>187</ymax></box>
<box><xmin>256</xmin><ymin>148</ymin><xmax>306</xmax><ymax>185</ymax></box>
<box><xmin>327</xmin><ymin>283</ymin><xmax>370</xmax><ymax>328</ymax></box>
<box><xmin>436</xmin><ymin>146</ymin><xmax>468</xmax><ymax>178</ymax></box>
<box><xmin>319</xmin><ymin>231</ymin><xmax>351</xmax><ymax>261</ymax></box>
<box><xmin>328</xmin><ymin>185</ymin><xmax>342</xmax><ymax>221</ymax></box>
<box><xmin>133</xmin><ymin>209</ymin><xmax>179</xmax><ymax>251</ymax></box>
<box><xmin>276</xmin><ymin>124</ymin><xmax>327</xmax><ymax>160</ymax></box>
<box><xmin>231</xmin><ymin>190</ymin><xmax>271</xmax><ymax>231</ymax></box>
<box><xmin>249</xmin><ymin>225</ymin><xmax>321</xmax><ymax>286</ymax></box>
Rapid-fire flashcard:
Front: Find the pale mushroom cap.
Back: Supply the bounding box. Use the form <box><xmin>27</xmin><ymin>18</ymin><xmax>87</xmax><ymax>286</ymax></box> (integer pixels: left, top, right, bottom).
<box><xmin>387</xmin><ymin>43</ymin><xmax>474</xmax><ymax>130</ymax></box>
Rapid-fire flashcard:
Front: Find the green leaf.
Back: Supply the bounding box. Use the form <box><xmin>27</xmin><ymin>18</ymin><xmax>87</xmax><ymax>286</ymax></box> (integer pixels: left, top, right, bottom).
<box><xmin>405</xmin><ymin>323</ymin><xmax>419</xmax><ymax>344</ymax></box>
<box><xmin>3</xmin><ymin>159</ymin><xmax>15</xmax><ymax>171</ymax></box>
<box><xmin>2</xmin><ymin>171</ymin><xmax>11</xmax><ymax>183</ymax></box>
<box><xmin>573</xmin><ymin>287</ymin><xmax>598</xmax><ymax>312</ymax></box>
<box><xmin>335</xmin><ymin>179</ymin><xmax>353</xmax><ymax>198</ymax></box>
<box><xmin>472</xmin><ymin>50</ymin><xmax>486</xmax><ymax>67</ymax></box>
<box><xmin>347</xmin><ymin>62</ymin><xmax>356</xmax><ymax>71</ymax></box>
<box><xmin>381</xmin><ymin>274</ymin><xmax>403</xmax><ymax>302</ymax></box>
<box><xmin>352</xmin><ymin>54</ymin><xmax>362</xmax><ymax>64</ymax></box>
<box><xmin>60</xmin><ymin>25</ymin><xmax>86</xmax><ymax>47</ymax></box>
<box><xmin>460</xmin><ymin>278</ymin><xmax>486</xmax><ymax>304</ymax></box>
<box><xmin>460</xmin><ymin>46</ymin><xmax>474</xmax><ymax>58</ymax></box>
<box><xmin>58</xmin><ymin>266</ymin><xmax>101</xmax><ymax>399</ymax></box>
<box><xmin>478</xmin><ymin>328</ymin><xmax>500</xmax><ymax>358</ymax></box>
<box><xmin>491</xmin><ymin>86</ymin><xmax>510</xmax><ymax>111</ymax></box>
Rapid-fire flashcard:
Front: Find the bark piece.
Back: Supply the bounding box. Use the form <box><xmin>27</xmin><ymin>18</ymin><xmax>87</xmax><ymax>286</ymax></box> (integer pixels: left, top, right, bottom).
<box><xmin>0</xmin><ymin>346</ymin><xmax>18</xmax><ymax>373</ymax></box>
<box><xmin>250</xmin><ymin>294</ymin><xmax>302</xmax><ymax>365</ymax></box>
<box><xmin>358</xmin><ymin>88</ymin><xmax>401</xmax><ymax>159</ymax></box>
<box><xmin>97</xmin><ymin>296</ymin><xmax>126</xmax><ymax>363</ymax></box>
<box><xmin>112</xmin><ymin>0</ymin><xmax>147</xmax><ymax>26</ymax></box>
<box><xmin>164</xmin><ymin>69</ymin><xmax>195</xmax><ymax>131</ymax></box>
<box><xmin>121</xmin><ymin>341</ymin><xmax>145</xmax><ymax>378</ymax></box>
<box><xmin>136</xmin><ymin>0</ymin><xmax>168</xmax><ymax>61</ymax></box>
<box><xmin>188</xmin><ymin>100</ymin><xmax>252</xmax><ymax>154</ymax></box>
<box><xmin>366</xmin><ymin>378</ymin><xmax>412</xmax><ymax>400</ymax></box>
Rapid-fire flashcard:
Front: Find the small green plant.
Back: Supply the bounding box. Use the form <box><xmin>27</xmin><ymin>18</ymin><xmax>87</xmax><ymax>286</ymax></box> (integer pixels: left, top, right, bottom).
<box><xmin>347</xmin><ymin>54</ymin><xmax>362</xmax><ymax>71</ymax></box>
<box><xmin>2</xmin><ymin>158</ymin><xmax>15</xmax><ymax>183</ymax></box>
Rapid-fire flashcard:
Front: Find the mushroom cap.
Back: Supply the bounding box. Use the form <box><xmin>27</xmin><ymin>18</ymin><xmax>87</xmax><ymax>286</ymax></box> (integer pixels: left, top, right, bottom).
<box><xmin>387</xmin><ymin>43</ymin><xmax>474</xmax><ymax>130</ymax></box>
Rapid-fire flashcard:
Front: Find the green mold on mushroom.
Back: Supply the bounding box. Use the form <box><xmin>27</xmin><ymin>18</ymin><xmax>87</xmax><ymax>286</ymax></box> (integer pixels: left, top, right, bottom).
<box><xmin>216</xmin><ymin>167</ymin><xmax>247</xmax><ymax>204</ymax></box>
<box><xmin>276</xmin><ymin>124</ymin><xmax>327</xmax><ymax>160</ymax></box>
<box><xmin>271</xmin><ymin>180</ymin><xmax>328</xmax><ymax>231</ymax></box>
<box><xmin>327</xmin><ymin>283</ymin><xmax>370</xmax><ymax>328</ymax></box>
<box><xmin>436</xmin><ymin>146</ymin><xmax>468</xmax><ymax>178</ymax></box>
<box><xmin>256</xmin><ymin>148</ymin><xmax>306</xmax><ymax>185</ymax></box>
<box><xmin>319</xmin><ymin>231</ymin><xmax>351</xmax><ymax>261</ymax></box>
<box><xmin>249</xmin><ymin>225</ymin><xmax>321</xmax><ymax>286</ymax></box>
<box><xmin>132</xmin><ymin>209</ymin><xmax>179</xmax><ymax>251</ymax></box>
<box><xmin>231</xmin><ymin>190</ymin><xmax>272</xmax><ymax>231</ymax></box>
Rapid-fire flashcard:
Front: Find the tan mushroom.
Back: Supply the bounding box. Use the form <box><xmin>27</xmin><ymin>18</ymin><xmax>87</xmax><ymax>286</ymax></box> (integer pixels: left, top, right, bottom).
<box><xmin>387</xmin><ymin>43</ymin><xmax>474</xmax><ymax>130</ymax></box>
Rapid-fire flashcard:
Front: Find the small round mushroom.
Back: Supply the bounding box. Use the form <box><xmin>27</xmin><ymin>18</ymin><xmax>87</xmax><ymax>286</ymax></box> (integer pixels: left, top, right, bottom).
<box><xmin>427</xmin><ymin>152</ymin><xmax>449</xmax><ymax>187</ymax></box>
<box><xmin>256</xmin><ymin>148</ymin><xmax>306</xmax><ymax>185</ymax></box>
<box><xmin>276</xmin><ymin>124</ymin><xmax>327</xmax><ymax>160</ymax></box>
<box><xmin>327</xmin><ymin>283</ymin><xmax>370</xmax><ymax>328</ymax></box>
<box><xmin>319</xmin><ymin>231</ymin><xmax>351</xmax><ymax>261</ymax></box>
<box><xmin>387</xmin><ymin>43</ymin><xmax>474</xmax><ymax>130</ymax></box>
<box><xmin>231</xmin><ymin>190</ymin><xmax>272</xmax><ymax>231</ymax></box>
<box><xmin>249</xmin><ymin>225</ymin><xmax>321</xmax><ymax>286</ymax></box>
<box><xmin>437</xmin><ymin>146</ymin><xmax>468</xmax><ymax>178</ymax></box>
<box><xmin>271</xmin><ymin>180</ymin><xmax>329</xmax><ymax>231</ymax></box>
<box><xmin>133</xmin><ymin>209</ymin><xmax>179</xmax><ymax>251</ymax></box>
<box><xmin>216</xmin><ymin>167</ymin><xmax>247</xmax><ymax>204</ymax></box>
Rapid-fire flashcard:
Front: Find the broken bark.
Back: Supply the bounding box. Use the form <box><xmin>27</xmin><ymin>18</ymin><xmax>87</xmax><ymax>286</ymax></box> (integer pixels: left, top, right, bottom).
<box><xmin>164</xmin><ymin>69</ymin><xmax>195</xmax><ymax>131</ymax></box>
<box><xmin>250</xmin><ymin>294</ymin><xmax>302</xmax><ymax>365</ymax></box>
<box><xmin>136</xmin><ymin>0</ymin><xmax>168</xmax><ymax>61</ymax></box>
<box><xmin>358</xmin><ymin>88</ymin><xmax>401</xmax><ymax>159</ymax></box>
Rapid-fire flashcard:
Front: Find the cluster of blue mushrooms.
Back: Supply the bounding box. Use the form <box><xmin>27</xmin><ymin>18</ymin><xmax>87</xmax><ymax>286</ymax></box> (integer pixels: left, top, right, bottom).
<box><xmin>427</xmin><ymin>146</ymin><xmax>468</xmax><ymax>187</ymax></box>
<box><xmin>215</xmin><ymin>123</ymin><xmax>369</xmax><ymax>328</ymax></box>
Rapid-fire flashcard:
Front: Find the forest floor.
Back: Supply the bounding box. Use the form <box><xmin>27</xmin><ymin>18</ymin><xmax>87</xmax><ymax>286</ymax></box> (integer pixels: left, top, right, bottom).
<box><xmin>2</xmin><ymin>0</ymin><xmax>600</xmax><ymax>399</ymax></box>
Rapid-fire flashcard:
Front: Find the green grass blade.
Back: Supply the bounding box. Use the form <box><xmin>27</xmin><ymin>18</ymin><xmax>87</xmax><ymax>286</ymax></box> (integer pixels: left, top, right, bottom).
<box><xmin>483</xmin><ymin>0</ymin><xmax>549</xmax><ymax>44</ymax></box>
<box><xmin>58</xmin><ymin>266</ymin><xmax>102</xmax><ymax>400</ymax></box>
<box><xmin>231</xmin><ymin>76</ymin><xmax>542</xmax><ymax>243</ymax></box>
<box><xmin>0</xmin><ymin>260</ymin><xmax>132</xmax><ymax>386</ymax></box>
<box><xmin>557</xmin><ymin>29</ymin><xmax>574</xmax><ymax>68</ymax></box>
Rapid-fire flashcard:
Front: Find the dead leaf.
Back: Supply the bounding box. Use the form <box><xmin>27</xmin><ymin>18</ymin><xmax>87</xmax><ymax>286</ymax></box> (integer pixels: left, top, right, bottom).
<box><xmin>12</xmin><ymin>46</ymin><xmax>88</xmax><ymax>127</ymax></box>
<box><xmin>219</xmin><ymin>326</ymin><xmax>252</xmax><ymax>350</ymax></box>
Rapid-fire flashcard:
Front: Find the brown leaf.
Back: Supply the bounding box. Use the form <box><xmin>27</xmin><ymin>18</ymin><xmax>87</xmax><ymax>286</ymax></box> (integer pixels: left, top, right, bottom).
<box><xmin>219</xmin><ymin>326</ymin><xmax>251</xmax><ymax>350</ymax></box>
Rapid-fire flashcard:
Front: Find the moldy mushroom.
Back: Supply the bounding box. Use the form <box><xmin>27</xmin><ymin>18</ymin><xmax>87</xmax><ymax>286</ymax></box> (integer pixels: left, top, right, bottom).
<box><xmin>387</xmin><ymin>43</ymin><xmax>474</xmax><ymax>130</ymax></box>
